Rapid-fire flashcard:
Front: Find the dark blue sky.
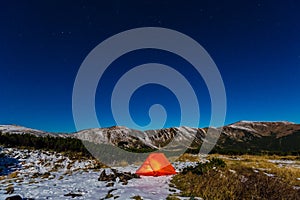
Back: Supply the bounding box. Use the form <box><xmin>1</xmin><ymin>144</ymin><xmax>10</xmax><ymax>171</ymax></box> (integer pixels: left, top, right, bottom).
<box><xmin>1</xmin><ymin>0</ymin><xmax>300</xmax><ymax>132</ymax></box>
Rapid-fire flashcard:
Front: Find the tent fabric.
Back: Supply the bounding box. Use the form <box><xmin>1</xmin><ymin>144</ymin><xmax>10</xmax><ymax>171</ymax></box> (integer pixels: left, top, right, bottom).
<box><xmin>136</xmin><ymin>153</ymin><xmax>177</xmax><ymax>176</ymax></box>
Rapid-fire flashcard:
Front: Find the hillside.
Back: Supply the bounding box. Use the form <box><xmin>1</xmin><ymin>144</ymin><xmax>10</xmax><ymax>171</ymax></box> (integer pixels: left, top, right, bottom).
<box><xmin>213</xmin><ymin>121</ymin><xmax>300</xmax><ymax>154</ymax></box>
<box><xmin>0</xmin><ymin>121</ymin><xmax>300</xmax><ymax>156</ymax></box>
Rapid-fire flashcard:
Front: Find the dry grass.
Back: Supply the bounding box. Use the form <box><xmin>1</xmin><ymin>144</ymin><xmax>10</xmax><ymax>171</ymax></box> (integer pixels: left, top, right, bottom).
<box><xmin>210</xmin><ymin>154</ymin><xmax>300</xmax><ymax>187</ymax></box>
<box><xmin>7</xmin><ymin>171</ymin><xmax>18</xmax><ymax>179</ymax></box>
<box><xmin>176</xmin><ymin>153</ymin><xmax>201</xmax><ymax>162</ymax></box>
<box><xmin>170</xmin><ymin>155</ymin><xmax>300</xmax><ymax>200</ymax></box>
<box><xmin>116</xmin><ymin>160</ymin><xmax>129</xmax><ymax>167</ymax></box>
<box><xmin>5</xmin><ymin>185</ymin><xmax>14</xmax><ymax>194</ymax></box>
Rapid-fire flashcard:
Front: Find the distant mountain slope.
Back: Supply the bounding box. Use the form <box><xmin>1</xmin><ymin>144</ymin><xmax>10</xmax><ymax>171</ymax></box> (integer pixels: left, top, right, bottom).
<box><xmin>74</xmin><ymin>126</ymin><xmax>156</xmax><ymax>150</ymax></box>
<box><xmin>0</xmin><ymin>125</ymin><xmax>69</xmax><ymax>138</ymax></box>
<box><xmin>213</xmin><ymin>121</ymin><xmax>300</xmax><ymax>154</ymax></box>
<box><xmin>223</xmin><ymin>121</ymin><xmax>300</xmax><ymax>138</ymax></box>
<box><xmin>1</xmin><ymin>121</ymin><xmax>299</xmax><ymax>154</ymax></box>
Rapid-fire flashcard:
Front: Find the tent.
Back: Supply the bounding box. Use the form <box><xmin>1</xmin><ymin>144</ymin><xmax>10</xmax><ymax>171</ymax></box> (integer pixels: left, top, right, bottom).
<box><xmin>136</xmin><ymin>153</ymin><xmax>177</xmax><ymax>176</ymax></box>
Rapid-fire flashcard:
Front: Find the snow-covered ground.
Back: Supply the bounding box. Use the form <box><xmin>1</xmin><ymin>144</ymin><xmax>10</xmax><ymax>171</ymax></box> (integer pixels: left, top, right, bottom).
<box><xmin>2</xmin><ymin>169</ymin><xmax>174</xmax><ymax>199</ymax></box>
<box><xmin>0</xmin><ymin>147</ymin><xmax>197</xmax><ymax>200</ymax></box>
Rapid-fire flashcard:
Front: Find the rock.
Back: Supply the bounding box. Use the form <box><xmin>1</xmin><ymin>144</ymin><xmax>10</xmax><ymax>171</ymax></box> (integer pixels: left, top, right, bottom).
<box><xmin>98</xmin><ymin>170</ymin><xmax>107</xmax><ymax>181</ymax></box>
<box><xmin>41</xmin><ymin>172</ymin><xmax>51</xmax><ymax>179</ymax></box>
<box><xmin>98</xmin><ymin>168</ymin><xmax>140</xmax><ymax>184</ymax></box>
<box><xmin>98</xmin><ymin>169</ymin><xmax>117</xmax><ymax>182</ymax></box>
<box><xmin>131</xmin><ymin>195</ymin><xmax>143</xmax><ymax>200</ymax></box>
<box><xmin>31</xmin><ymin>172</ymin><xmax>42</xmax><ymax>179</ymax></box>
<box><xmin>169</xmin><ymin>188</ymin><xmax>177</xmax><ymax>192</ymax></box>
<box><xmin>106</xmin><ymin>182</ymin><xmax>114</xmax><ymax>187</ymax></box>
<box><xmin>102</xmin><ymin>189</ymin><xmax>117</xmax><ymax>199</ymax></box>
<box><xmin>105</xmin><ymin>193</ymin><xmax>113</xmax><ymax>199</ymax></box>
<box><xmin>64</xmin><ymin>193</ymin><xmax>83</xmax><ymax>198</ymax></box>
<box><xmin>5</xmin><ymin>195</ymin><xmax>22</xmax><ymax>200</ymax></box>
<box><xmin>122</xmin><ymin>179</ymin><xmax>128</xmax><ymax>185</ymax></box>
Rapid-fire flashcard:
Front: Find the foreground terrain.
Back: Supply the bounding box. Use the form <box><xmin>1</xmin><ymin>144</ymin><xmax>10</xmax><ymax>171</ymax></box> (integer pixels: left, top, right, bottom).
<box><xmin>0</xmin><ymin>147</ymin><xmax>197</xmax><ymax>199</ymax></box>
<box><xmin>1</xmin><ymin>147</ymin><xmax>300</xmax><ymax>200</ymax></box>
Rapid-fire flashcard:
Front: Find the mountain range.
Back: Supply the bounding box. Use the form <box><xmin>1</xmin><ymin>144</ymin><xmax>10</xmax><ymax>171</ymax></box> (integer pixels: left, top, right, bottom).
<box><xmin>1</xmin><ymin>121</ymin><xmax>300</xmax><ymax>155</ymax></box>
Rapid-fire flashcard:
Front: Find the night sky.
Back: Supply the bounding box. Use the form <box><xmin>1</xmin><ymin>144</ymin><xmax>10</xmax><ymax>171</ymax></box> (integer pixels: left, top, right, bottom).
<box><xmin>1</xmin><ymin>1</ymin><xmax>300</xmax><ymax>132</ymax></box>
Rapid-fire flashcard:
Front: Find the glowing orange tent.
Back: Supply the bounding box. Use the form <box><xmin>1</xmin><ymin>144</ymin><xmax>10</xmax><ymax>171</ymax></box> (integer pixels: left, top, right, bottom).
<box><xmin>136</xmin><ymin>153</ymin><xmax>177</xmax><ymax>176</ymax></box>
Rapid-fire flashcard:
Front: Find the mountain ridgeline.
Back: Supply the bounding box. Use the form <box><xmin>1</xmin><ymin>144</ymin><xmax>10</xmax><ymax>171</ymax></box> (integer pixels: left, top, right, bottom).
<box><xmin>0</xmin><ymin>121</ymin><xmax>300</xmax><ymax>156</ymax></box>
